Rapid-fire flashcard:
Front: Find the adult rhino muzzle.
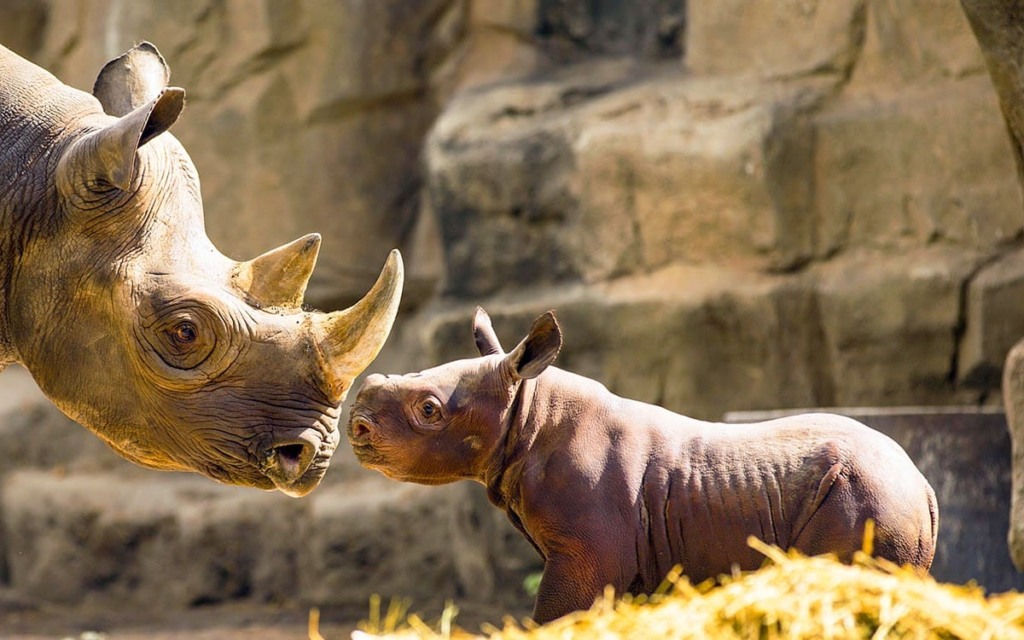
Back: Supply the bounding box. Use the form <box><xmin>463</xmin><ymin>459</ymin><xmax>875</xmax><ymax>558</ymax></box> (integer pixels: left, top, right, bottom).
<box><xmin>0</xmin><ymin>42</ymin><xmax>404</xmax><ymax>496</ymax></box>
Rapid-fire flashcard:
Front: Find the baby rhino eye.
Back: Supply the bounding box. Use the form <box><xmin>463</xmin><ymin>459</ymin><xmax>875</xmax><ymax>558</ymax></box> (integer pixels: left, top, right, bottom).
<box><xmin>421</xmin><ymin>398</ymin><xmax>440</xmax><ymax>419</ymax></box>
<box><xmin>412</xmin><ymin>396</ymin><xmax>446</xmax><ymax>432</ymax></box>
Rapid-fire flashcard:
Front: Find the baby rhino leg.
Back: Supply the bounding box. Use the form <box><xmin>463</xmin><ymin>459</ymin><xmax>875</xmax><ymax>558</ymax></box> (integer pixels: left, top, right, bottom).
<box><xmin>790</xmin><ymin>463</ymin><xmax>869</xmax><ymax>562</ymax></box>
<box><xmin>533</xmin><ymin>555</ymin><xmax>614</xmax><ymax>624</ymax></box>
<box><xmin>792</xmin><ymin>462</ymin><xmax>935</xmax><ymax>570</ymax></box>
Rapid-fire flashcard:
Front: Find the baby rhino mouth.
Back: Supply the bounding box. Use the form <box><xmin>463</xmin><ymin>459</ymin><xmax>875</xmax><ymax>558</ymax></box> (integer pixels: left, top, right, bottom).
<box><xmin>260</xmin><ymin>427</ymin><xmax>338</xmax><ymax>497</ymax></box>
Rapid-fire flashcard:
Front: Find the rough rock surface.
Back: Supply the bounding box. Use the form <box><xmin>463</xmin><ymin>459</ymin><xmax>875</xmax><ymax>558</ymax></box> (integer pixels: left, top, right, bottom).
<box><xmin>2</xmin><ymin>0</ymin><xmax>1024</xmax><ymax>629</ymax></box>
<box><xmin>959</xmin><ymin>0</ymin><xmax>1024</xmax><ymax>571</ymax></box>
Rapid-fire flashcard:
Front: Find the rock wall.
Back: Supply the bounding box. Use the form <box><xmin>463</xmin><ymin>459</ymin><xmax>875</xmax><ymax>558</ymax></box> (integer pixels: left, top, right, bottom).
<box><xmin>419</xmin><ymin>0</ymin><xmax>1022</xmax><ymax>420</ymax></box>
<box><xmin>1</xmin><ymin>0</ymin><xmax>1023</xmax><ymax>620</ymax></box>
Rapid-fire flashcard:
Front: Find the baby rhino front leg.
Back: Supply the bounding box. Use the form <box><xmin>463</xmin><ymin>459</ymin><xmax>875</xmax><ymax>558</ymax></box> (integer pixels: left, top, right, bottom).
<box><xmin>533</xmin><ymin>554</ymin><xmax>622</xmax><ymax>624</ymax></box>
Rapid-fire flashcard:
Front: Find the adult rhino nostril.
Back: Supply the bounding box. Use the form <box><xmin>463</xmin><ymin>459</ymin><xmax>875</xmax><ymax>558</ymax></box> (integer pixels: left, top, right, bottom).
<box><xmin>270</xmin><ymin>442</ymin><xmax>315</xmax><ymax>480</ymax></box>
<box><xmin>276</xmin><ymin>443</ymin><xmax>306</xmax><ymax>464</ymax></box>
<box><xmin>260</xmin><ymin>430</ymin><xmax>330</xmax><ymax>497</ymax></box>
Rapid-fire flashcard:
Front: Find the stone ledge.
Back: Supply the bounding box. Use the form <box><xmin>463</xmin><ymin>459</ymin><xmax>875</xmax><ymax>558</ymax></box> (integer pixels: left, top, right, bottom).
<box><xmin>0</xmin><ymin>470</ymin><xmax>537</xmax><ymax>614</ymax></box>
<box><xmin>420</xmin><ymin>247</ymin><xmax>982</xmax><ymax>420</ymax></box>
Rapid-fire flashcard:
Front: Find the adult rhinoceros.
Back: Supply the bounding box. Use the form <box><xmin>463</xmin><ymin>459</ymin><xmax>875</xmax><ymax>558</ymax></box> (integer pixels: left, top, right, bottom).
<box><xmin>0</xmin><ymin>42</ymin><xmax>403</xmax><ymax>497</ymax></box>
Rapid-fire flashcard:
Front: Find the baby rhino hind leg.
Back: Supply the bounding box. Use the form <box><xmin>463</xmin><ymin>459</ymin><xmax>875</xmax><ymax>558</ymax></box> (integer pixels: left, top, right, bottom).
<box><xmin>791</xmin><ymin>462</ymin><xmax>936</xmax><ymax>571</ymax></box>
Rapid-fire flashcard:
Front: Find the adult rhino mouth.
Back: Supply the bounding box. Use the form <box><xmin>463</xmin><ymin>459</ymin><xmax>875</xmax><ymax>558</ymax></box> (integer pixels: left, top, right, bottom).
<box><xmin>259</xmin><ymin>427</ymin><xmax>339</xmax><ymax>497</ymax></box>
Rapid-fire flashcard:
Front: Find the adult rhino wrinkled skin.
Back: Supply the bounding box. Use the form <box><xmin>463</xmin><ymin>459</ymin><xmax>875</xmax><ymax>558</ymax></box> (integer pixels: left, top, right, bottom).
<box><xmin>348</xmin><ymin>309</ymin><xmax>938</xmax><ymax>623</ymax></box>
<box><xmin>0</xmin><ymin>42</ymin><xmax>404</xmax><ymax>497</ymax></box>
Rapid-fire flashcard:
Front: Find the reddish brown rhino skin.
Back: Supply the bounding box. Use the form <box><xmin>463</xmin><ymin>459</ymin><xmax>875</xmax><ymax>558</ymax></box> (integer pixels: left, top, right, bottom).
<box><xmin>347</xmin><ymin>308</ymin><xmax>938</xmax><ymax>624</ymax></box>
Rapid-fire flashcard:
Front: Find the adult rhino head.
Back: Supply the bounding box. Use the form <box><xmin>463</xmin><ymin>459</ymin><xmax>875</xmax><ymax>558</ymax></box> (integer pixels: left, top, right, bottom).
<box><xmin>0</xmin><ymin>42</ymin><xmax>404</xmax><ymax>496</ymax></box>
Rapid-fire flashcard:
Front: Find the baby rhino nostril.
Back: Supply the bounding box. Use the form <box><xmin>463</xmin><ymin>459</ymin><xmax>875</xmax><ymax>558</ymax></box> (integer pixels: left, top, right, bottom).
<box><xmin>349</xmin><ymin>418</ymin><xmax>373</xmax><ymax>442</ymax></box>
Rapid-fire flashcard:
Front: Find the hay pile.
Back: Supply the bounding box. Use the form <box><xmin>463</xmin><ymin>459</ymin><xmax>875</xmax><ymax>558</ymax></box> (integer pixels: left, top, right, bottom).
<box><xmin>339</xmin><ymin>539</ymin><xmax>1024</xmax><ymax>640</ymax></box>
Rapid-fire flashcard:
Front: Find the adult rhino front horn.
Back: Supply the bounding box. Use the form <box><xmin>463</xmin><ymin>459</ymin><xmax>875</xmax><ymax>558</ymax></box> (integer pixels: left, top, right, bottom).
<box><xmin>0</xmin><ymin>42</ymin><xmax>404</xmax><ymax>497</ymax></box>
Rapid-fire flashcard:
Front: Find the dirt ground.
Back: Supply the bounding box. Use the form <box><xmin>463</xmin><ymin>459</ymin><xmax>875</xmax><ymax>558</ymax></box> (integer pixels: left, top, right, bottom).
<box><xmin>1</xmin><ymin>600</ymin><xmax>529</xmax><ymax>640</ymax></box>
<box><xmin>2</xmin><ymin>604</ymin><xmax>355</xmax><ymax>640</ymax></box>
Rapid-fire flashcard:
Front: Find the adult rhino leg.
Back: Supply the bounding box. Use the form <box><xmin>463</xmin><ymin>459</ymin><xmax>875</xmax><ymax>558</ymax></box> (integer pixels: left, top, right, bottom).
<box><xmin>959</xmin><ymin>0</ymin><xmax>1024</xmax><ymax>569</ymax></box>
<box><xmin>960</xmin><ymin>1</ymin><xmax>1024</xmax><ymax>193</ymax></box>
<box><xmin>1004</xmin><ymin>339</ymin><xmax>1024</xmax><ymax>569</ymax></box>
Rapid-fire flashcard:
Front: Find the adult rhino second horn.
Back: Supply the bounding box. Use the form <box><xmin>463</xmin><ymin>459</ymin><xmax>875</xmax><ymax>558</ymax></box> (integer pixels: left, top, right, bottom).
<box><xmin>234</xmin><ymin>233</ymin><xmax>322</xmax><ymax>309</ymax></box>
<box><xmin>315</xmin><ymin>249</ymin><xmax>404</xmax><ymax>403</ymax></box>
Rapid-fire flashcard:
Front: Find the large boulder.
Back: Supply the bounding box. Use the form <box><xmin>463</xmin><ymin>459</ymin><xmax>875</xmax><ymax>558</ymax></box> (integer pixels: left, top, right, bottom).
<box><xmin>22</xmin><ymin>0</ymin><xmax>454</xmax><ymax>308</ymax></box>
<box><xmin>959</xmin><ymin>250</ymin><xmax>1024</xmax><ymax>387</ymax></box>
<box><xmin>426</xmin><ymin>62</ymin><xmax>837</xmax><ymax>297</ymax></box>
<box><xmin>813</xmin><ymin>76</ymin><xmax>1020</xmax><ymax>257</ymax></box>
<box><xmin>298</xmin><ymin>479</ymin><xmax>538</xmax><ymax>610</ymax></box>
<box><xmin>814</xmin><ymin>247</ymin><xmax>982</xmax><ymax>406</ymax></box>
<box><xmin>687</xmin><ymin>0</ymin><xmax>866</xmax><ymax>78</ymax></box>
<box><xmin>423</xmin><ymin>265</ymin><xmax>822</xmax><ymax>421</ymax></box>
<box><xmin>850</xmin><ymin>0</ymin><xmax>985</xmax><ymax>87</ymax></box>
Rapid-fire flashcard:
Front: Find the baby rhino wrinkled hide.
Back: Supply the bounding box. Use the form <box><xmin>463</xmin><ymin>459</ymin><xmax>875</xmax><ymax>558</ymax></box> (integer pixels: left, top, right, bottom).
<box><xmin>348</xmin><ymin>309</ymin><xmax>938</xmax><ymax>623</ymax></box>
<box><xmin>0</xmin><ymin>42</ymin><xmax>404</xmax><ymax>496</ymax></box>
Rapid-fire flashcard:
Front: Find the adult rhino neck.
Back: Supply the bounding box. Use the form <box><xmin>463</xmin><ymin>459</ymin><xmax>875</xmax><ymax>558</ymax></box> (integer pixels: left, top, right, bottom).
<box><xmin>0</xmin><ymin>46</ymin><xmax>100</xmax><ymax>367</ymax></box>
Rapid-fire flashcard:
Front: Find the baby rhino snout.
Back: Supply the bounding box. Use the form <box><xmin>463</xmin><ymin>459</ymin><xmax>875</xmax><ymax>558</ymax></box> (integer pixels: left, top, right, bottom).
<box><xmin>347</xmin><ymin>373</ymin><xmax>389</xmax><ymax>445</ymax></box>
<box><xmin>348</xmin><ymin>415</ymin><xmax>375</xmax><ymax>445</ymax></box>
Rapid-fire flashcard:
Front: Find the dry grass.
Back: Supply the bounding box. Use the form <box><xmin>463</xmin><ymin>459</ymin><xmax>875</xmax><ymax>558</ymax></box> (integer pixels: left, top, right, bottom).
<box><xmin>330</xmin><ymin>537</ymin><xmax>1024</xmax><ymax>640</ymax></box>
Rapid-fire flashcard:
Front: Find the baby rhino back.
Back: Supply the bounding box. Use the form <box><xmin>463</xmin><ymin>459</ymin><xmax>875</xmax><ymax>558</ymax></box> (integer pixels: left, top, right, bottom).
<box><xmin>633</xmin><ymin>413</ymin><xmax>937</xmax><ymax>590</ymax></box>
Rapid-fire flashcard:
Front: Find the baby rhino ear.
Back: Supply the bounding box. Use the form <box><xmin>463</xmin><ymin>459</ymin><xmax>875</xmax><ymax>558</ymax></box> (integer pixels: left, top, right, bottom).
<box><xmin>473</xmin><ymin>307</ymin><xmax>504</xmax><ymax>356</ymax></box>
<box><xmin>505</xmin><ymin>311</ymin><xmax>562</xmax><ymax>380</ymax></box>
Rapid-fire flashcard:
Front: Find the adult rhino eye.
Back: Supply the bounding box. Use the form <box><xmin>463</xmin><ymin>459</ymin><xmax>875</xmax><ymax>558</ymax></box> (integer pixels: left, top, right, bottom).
<box><xmin>171</xmin><ymin>321</ymin><xmax>197</xmax><ymax>345</ymax></box>
<box><xmin>152</xmin><ymin>312</ymin><xmax>216</xmax><ymax>371</ymax></box>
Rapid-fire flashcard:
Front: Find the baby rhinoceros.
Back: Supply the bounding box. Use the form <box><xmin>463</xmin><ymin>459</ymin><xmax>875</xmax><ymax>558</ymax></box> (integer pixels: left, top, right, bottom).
<box><xmin>347</xmin><ymin>308</ymin><xmax>938</xmax><ymax>624</ymax></box>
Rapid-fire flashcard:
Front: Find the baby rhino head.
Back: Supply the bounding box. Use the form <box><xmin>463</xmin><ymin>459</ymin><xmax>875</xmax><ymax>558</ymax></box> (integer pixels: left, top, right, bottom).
<box><xmin>347</xmin><ymin>308</ymin><xmax>562</xmax><ymax>484</ymax></box>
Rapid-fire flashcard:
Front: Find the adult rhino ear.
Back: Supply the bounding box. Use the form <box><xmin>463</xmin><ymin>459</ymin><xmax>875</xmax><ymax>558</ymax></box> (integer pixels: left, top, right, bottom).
<box><xmin>60</xmin><ymin>87</ymin><xmax>185</xmax><ymax>191</ymax></box>
<box><xmin>473</xmin><ymin>307</ymin><xmax>504</xmax><ymax>356</ymax></box>
<box><xmin>93</xmin><ymin>42</ymin><xmax>171</xmax><ymax>117</ymax></box>
<box><xmin>504</xmin><ymin>311</ymin><xmax>562</xmax><ymax>380</ymax></box>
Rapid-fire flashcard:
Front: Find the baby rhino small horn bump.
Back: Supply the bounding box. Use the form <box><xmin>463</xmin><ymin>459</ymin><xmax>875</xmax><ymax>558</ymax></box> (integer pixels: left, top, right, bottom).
<box><xmin>316</xmin><ymin>250</ymin><xmax>404</xmax><ymax>402</ymax></box>
<box><xmin>234</xmin><ymin>233</ymin><xmax>321</xmax><ymax>309</ymax></box>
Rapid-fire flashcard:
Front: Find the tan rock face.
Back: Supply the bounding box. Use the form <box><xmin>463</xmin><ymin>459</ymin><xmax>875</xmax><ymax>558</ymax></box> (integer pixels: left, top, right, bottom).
<box><xmin>813</xmin><ymin>77</ymin><xmax>1020</xmax><ymax>255</ymax></box>
<box><xmin>960</xmin><ymin>250</ymin><xmax>1024</xmax><ymax>388</ymax></box>
<box><xmin>21</xmin><ymin>0</ymin><xmax>452</xmax><ymax>308</ymax></box>
<box><xmin>427</xmin><ymin>64</ymin><xmax>838</xmax><ymax>295</ymax></box>
<box><xmin>850</xmin><ymin>0</ymin><xmax>986</xmax><ymax>88</ymax></box>
<box><xmin>815</xmin><ymin>248</ymin><xmax>982</xmax><ymax>406</ymax></box>
<box><xmin>687</xmin><ymin>0</ymin><xmax>867</xmax><ymax>78</ymax></box>
<box><xmin>423</xmin><ymin>1</ymin><xmax>1023</xmax><ymax>419</ymax></box>
<box><xmin>5</xmin><ymin>0</ymin><xmax>1024</xmax><ymax>613</ymax></box>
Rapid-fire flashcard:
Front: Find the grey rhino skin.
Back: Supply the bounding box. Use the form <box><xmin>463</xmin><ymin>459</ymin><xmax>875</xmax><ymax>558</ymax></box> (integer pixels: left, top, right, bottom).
<box><xmin>0</xmin><ymin>42</ymin><xmax>404</xmax><ymax>497</ymax></box>
<box><xmin>348</xmin><ymin>308</ymin><xmax>938</xmax><ymax>623</ymax></box>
